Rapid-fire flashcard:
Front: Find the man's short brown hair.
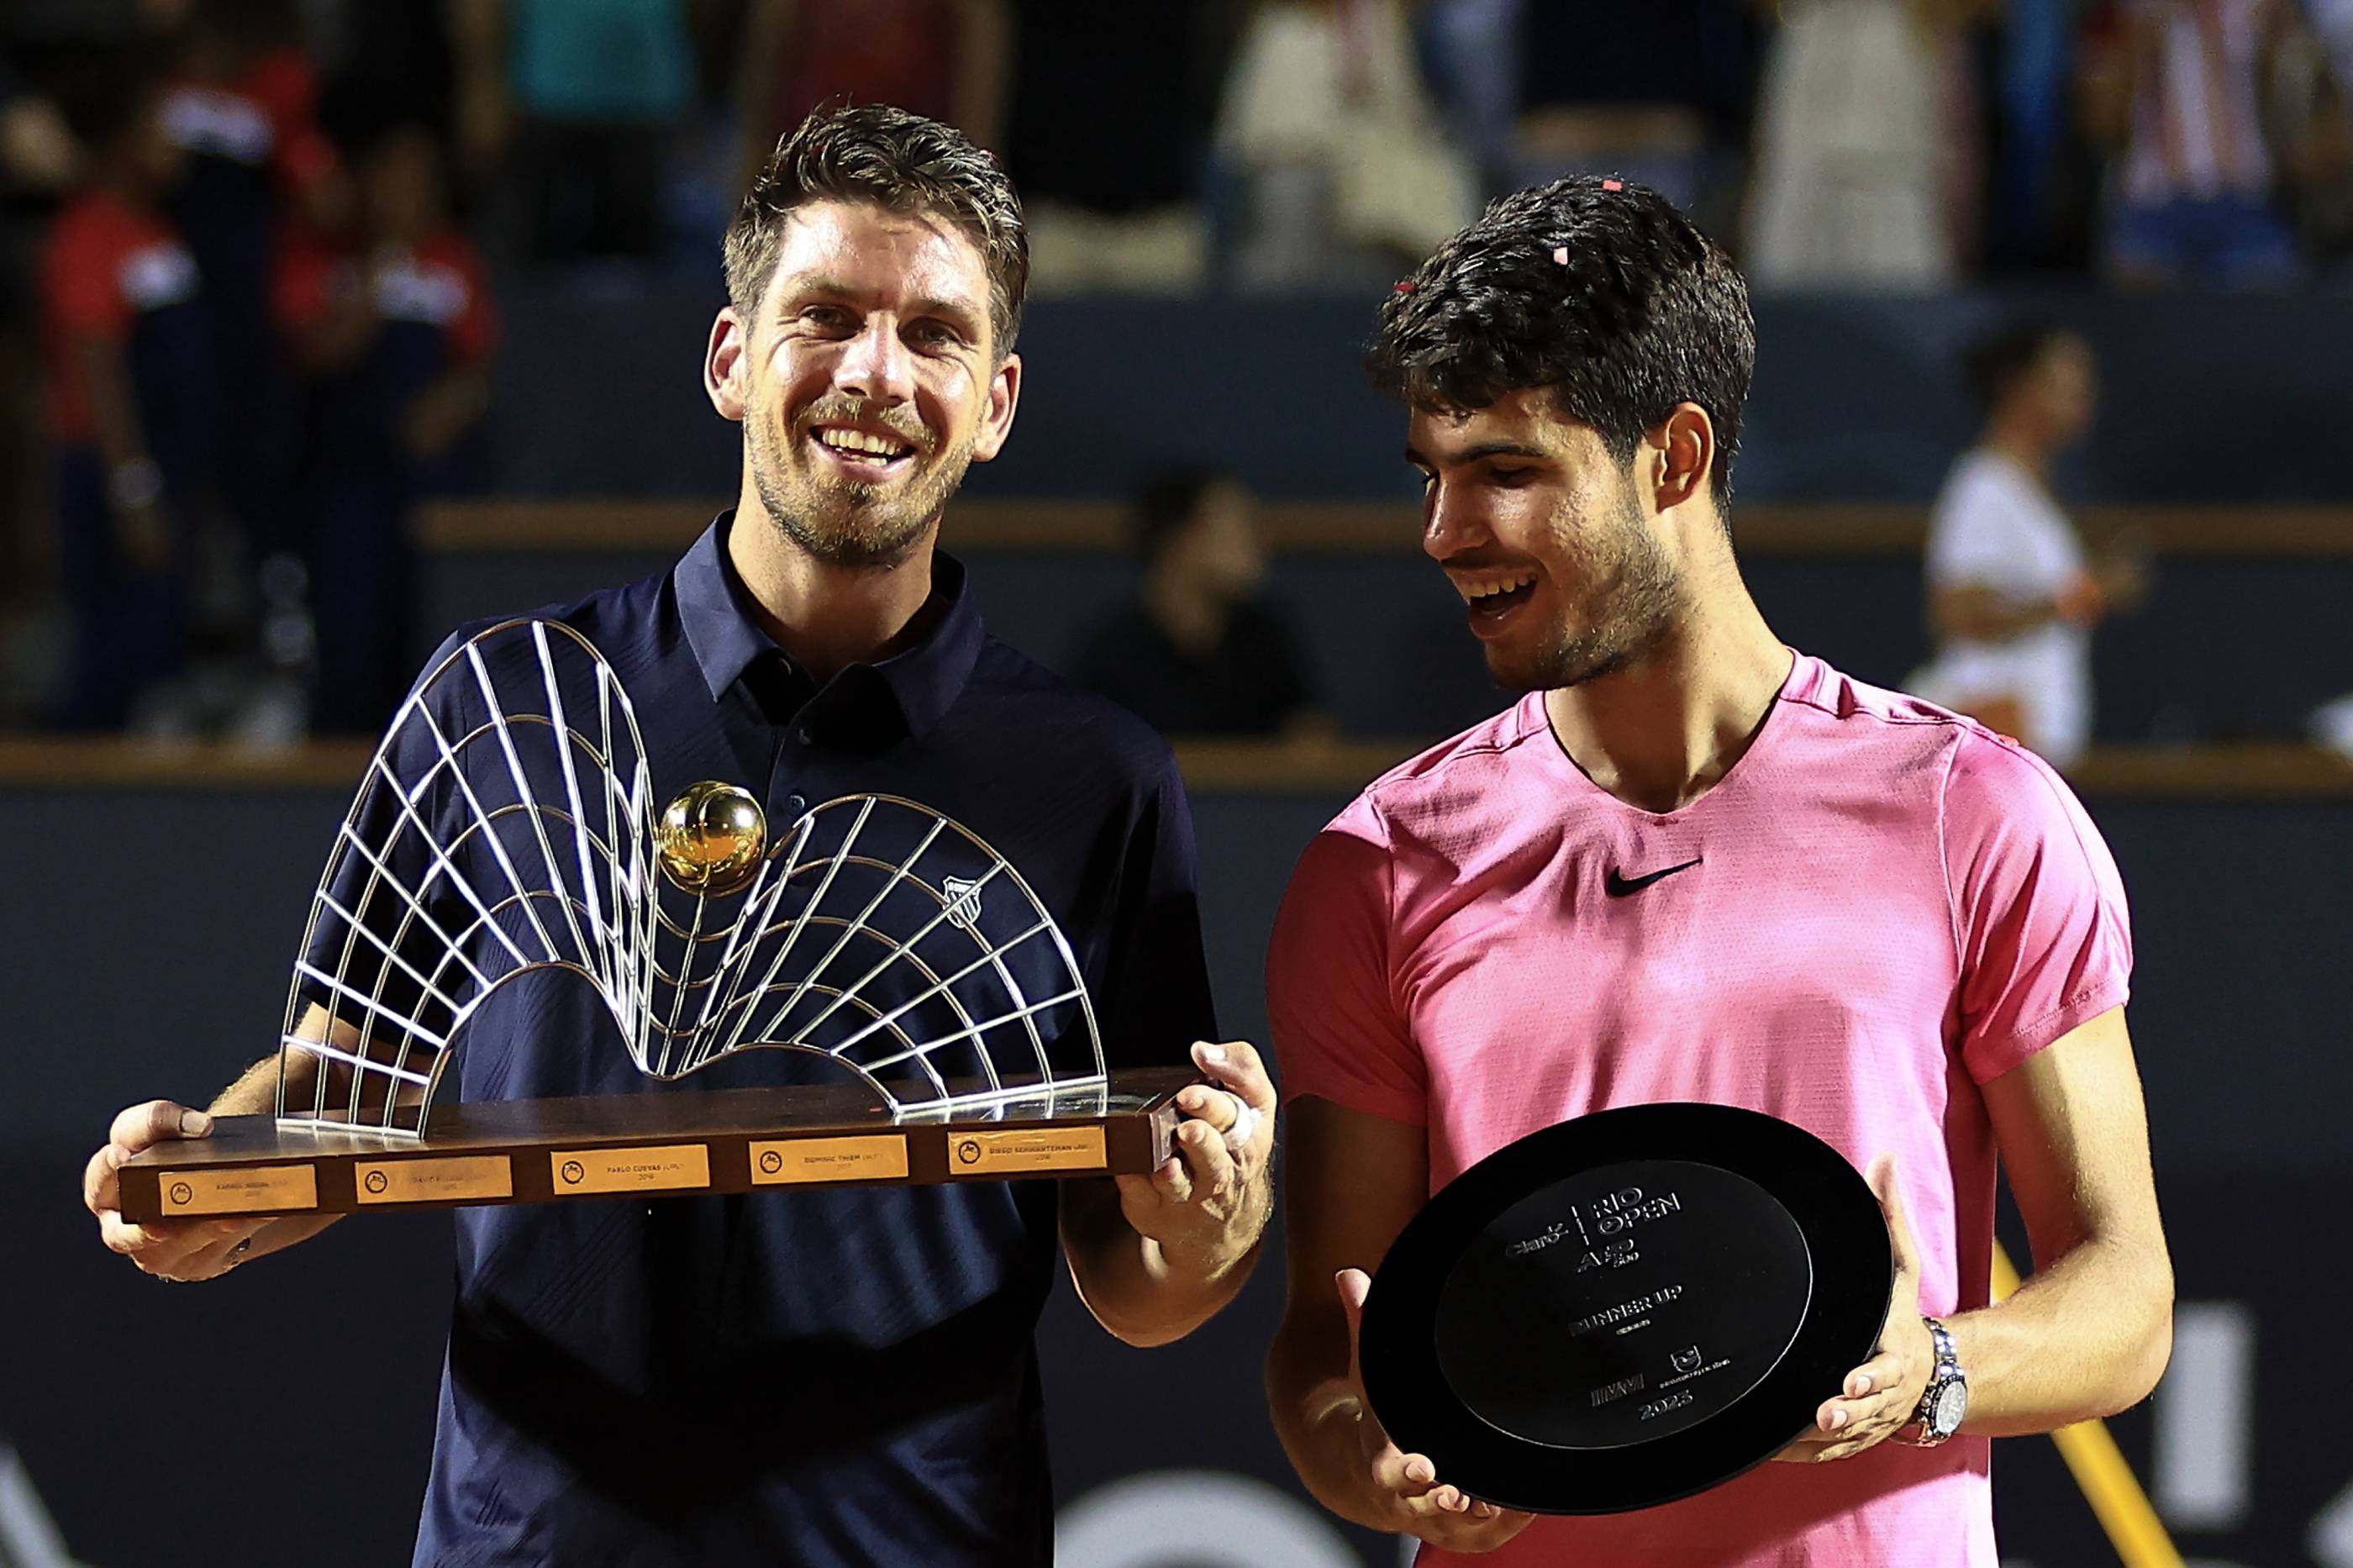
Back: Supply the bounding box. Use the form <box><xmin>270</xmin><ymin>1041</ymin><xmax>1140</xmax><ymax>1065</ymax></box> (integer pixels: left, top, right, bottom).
<box><xmin>724</xmin><ymin>103</ymin><xmax>1029</xmax><ymax>357</ymax></box>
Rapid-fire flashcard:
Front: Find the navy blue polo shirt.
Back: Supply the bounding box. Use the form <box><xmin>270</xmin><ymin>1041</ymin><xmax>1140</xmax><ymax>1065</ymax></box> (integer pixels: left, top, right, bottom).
<box><xmin>323</xmin><ymin>516</ymin><xmax>1215</xmax><ymax>1567</ymax></box>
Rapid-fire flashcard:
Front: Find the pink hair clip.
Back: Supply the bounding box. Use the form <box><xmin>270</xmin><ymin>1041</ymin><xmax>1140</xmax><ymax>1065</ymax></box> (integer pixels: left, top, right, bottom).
<box><xmin>1602</xmin><ymin>178</ymin><xmax>1624</xmax><ymax>192</ymax></box>
<box><xmin>1394</xmin><ymin>280</ymin><xmax>1418</xmax><ymax>293</ymax></box>
<box><xmin>1552</xmin><ymin>247</ymin><xmax>1571</xmax><ymax>266</ymax></box>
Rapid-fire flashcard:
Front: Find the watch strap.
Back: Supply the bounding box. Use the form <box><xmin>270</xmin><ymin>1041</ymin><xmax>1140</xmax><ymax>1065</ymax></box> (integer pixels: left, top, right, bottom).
<box><xmin>1901</xmin><ymin>1315</ymin><xmax>1963</xmax><ymax>1446</ymax></box>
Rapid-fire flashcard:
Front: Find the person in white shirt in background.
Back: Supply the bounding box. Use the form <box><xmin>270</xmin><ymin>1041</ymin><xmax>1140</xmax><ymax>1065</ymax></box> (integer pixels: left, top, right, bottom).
<box><xmin>1911</xmin><ymin>323</ymin><xmax>2146</xmax><ymax>771</ymax></box>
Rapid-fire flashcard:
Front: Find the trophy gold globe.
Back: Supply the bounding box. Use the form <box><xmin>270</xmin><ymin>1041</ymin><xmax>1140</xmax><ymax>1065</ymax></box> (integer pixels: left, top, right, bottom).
<box><xmin>656</xmin><ymin>781</ymin><xmax>766</xmax><ymax>897</ymax></box>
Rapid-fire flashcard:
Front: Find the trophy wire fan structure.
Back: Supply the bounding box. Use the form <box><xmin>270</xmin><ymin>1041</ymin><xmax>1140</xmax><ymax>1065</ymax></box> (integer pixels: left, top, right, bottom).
<box><xmin>282</xmin><ymin>618</ymin><xmax>1111</xmax><ymax>1139</ymax></box>
<box><xmin>115</xmin><ymin>620</ymin><xmax>1190</xmax><ymax>1221</ymax></box>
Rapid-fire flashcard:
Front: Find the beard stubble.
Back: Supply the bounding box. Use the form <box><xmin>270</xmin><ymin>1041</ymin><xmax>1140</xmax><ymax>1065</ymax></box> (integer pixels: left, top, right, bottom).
<box><xmin>746</xmin><ymin>397</ymin><xmax>978</xmax><ymax>570</ymax></box>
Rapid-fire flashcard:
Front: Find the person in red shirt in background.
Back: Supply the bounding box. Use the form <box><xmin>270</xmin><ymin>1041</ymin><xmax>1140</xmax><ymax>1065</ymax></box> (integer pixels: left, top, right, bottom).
<box><xmin>157</xmin><ymin>0</ymin><xmax>339</xmax><ymax>631</ymax></box>
<box><xmin>41</xmin><ymin>55</ymin><xmax>218</xmax><ymax>732</ymax></box>
<box><xmin>276</xmin><ymin>119</ymin><xmax>494</xmax><ymax>735</ymax></box>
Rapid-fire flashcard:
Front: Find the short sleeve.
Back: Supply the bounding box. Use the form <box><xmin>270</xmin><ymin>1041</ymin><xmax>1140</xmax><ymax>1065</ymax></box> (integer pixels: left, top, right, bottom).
<box><xmin>1265</xmin><ymin>797</ymin><xmax>1426</xmax><ymax>1124</ymax></box>
<box><xmin>1941</xmin><ymin>729</ymin><xmax>2133</xmax><ymax>1082</ymax></box>
<box><xmin>273</xmin><ymin>231</ymin><xmax>334</xmax><ymax>334</ymax></box>
<box><xmin>245</xmin><ymin>49</ymin><xmax>338</xmax><ymax>192</ymax></box>
<box><xmin>1925</xmin><ymin>463</ymin><xmax>2029</xmax><ymax>587</ymax></box>
<box><xmin>445</xmin><ymin>240</ymin><xmax>499</xmax><ymax>364</ymax></box>
<box><xmin>44</xmin><ymin>219</ymin><xmax>129</xmax><ymax>340</ymax></box>
<box><xmin>1093</xmin><ymin>744</ymin><xmax>1218</xmax><ymax>1071</ymax></box>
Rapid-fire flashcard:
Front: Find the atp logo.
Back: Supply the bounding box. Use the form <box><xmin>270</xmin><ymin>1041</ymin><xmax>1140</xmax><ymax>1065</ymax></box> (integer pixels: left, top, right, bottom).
<box><xmin>560</xmin><ymin>1160</ymin><xmax>585</xmax><ymax>1185</ymax></box>
<box><xmin>1671</xmin><ymin>1344</ymin><xmax>1704</xmax><ymax>1375</ymax></box>
<box><xmin>364</xmin><ymin>1171</ymin><xmax>390</xmax><ymax>1195</ymax></box>
<box><xmin>942</xmin><ymin>876</ymin><xmax>984</xmax><ymax>932</ymax></box>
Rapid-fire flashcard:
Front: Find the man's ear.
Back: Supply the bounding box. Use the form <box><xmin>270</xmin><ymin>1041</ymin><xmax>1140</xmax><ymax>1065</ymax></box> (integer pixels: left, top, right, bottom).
<box><xmin>1650</xmin><ymin>403</ymin><xmax>1715</xmax><ymax>513</ymax></box>
<box><xmin>969</xmin><ymin>352</ymin><xmax>1023</xmax><ymax>464</ymax></box>
<box><xmin>705</xmin><ymin>308</ymin><xmax>750</xmax><ymax>424</ymax></box>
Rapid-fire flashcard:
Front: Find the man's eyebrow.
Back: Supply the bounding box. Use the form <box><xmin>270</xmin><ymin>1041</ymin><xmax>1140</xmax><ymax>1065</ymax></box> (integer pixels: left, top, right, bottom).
<box><xmin>784</xmin><ymin>276</ymin><xmax>861</xmax><ymax>300</ymax></box>
<box><xmin>1408</xmin><ymin>440</ymin><xmax>1551</xmax><ymax>467</ymax></box>
<box><xmin>778</xmin><ymin>278</ymin><xmax>982</xmax><ymax>331</ymax></box>
<box><xmin>908</xmin><ymin>296</ymin><xmax>984</xmax><ymax>332</ymax></box>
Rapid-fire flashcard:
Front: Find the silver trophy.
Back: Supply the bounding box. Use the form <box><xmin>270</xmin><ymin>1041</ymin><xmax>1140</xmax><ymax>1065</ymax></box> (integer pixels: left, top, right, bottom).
<box><xmin>118</xmin><ymin>621</ymin><xmax>1187</xmax><ymax>1222</ymax></box>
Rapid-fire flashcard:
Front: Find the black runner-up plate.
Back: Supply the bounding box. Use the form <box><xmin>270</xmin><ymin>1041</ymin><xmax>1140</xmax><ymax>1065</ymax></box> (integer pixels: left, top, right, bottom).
<box><xmin>1357</xmin><ymin>1102</ymin><xmax>1892</xmax><ymax>1515</ymax></box>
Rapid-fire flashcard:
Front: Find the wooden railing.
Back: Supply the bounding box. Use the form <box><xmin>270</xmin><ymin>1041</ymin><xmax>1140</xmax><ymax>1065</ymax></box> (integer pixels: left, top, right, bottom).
<box><xmin>416</xmin><ymin>498</ymin><xmax>2353</xmax><ymax>559</ymax></box>
<box><xmin>3</xmin><ymin>735</ymin><xmax>2346</xmax><ymax>799</ymax></box>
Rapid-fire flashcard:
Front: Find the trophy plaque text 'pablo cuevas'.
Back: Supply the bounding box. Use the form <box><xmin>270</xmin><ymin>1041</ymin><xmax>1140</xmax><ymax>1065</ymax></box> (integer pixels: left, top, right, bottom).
<box><xmin>118</xmin><ymin>619</ymin><xmax>1187</xmax><ymax>1222</ymax></box>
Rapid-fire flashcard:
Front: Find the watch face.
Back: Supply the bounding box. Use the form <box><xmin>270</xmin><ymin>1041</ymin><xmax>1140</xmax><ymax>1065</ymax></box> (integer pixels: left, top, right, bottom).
<box><xmin>1932</xmin><ymin>1378</ymin><xmax>1969</xmax><ymax>1435</ymax></box>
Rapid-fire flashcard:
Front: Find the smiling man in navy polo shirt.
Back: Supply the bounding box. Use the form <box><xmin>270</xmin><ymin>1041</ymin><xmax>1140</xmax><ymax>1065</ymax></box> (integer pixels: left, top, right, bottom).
<box><xmin>83</xmin><ymin>104</ymin><xmax>1277</xmax><ymax>1567</ymax></box>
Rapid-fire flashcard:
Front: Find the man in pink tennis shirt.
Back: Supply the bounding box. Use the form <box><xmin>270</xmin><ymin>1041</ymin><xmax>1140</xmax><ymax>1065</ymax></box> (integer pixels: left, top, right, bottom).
<box><xmin>1262</xmin><ymin>175</ymin><xmax>2173</xmax><ymax>1566</ymax></box>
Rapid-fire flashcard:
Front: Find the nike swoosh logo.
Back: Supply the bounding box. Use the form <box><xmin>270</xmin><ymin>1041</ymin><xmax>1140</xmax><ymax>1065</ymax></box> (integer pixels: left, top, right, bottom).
<box><xmin>1604</xmin><ymin>858</ymin><xmax>1703</xmax><ymax>897</ymax></box>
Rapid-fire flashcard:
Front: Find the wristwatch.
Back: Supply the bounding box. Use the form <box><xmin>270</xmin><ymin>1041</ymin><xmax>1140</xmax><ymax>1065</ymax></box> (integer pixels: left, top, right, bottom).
<box><xmin>1899</xmin><ymin>1316</ymin><xmax>1968</xmax><ymax>1446</ymax></box>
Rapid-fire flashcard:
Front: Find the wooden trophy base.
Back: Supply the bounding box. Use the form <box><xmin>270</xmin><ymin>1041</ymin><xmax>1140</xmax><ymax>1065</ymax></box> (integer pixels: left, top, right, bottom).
<box><xmin>114</xmin><ymin>1067</ymin><xmax>1193</xmax><ymax>1222</ymax></box>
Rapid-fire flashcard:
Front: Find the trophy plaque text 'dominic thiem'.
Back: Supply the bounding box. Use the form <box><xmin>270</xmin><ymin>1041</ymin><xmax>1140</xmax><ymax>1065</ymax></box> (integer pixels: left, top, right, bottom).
<box><xmin>118</xmin><ymin>620</ymin><xmax>1188</xmax><ymax>1223</ymax></box>
<box><xmin>1355</xmin><ymin>1103</ymin><xmax>1894</xmax><ymax>1516</ymax></box>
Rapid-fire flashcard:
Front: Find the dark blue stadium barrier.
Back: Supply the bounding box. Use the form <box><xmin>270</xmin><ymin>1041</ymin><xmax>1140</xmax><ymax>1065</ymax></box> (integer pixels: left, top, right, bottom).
<box><xmin>4</xmin><ymin>774</ymin><xmax>2345</xmax><ymax>1160</ymax></box>
<box><xmin>486</xmin><ymin>286</ymin><xmax>2353</xmax><ymax>503</ymax></box>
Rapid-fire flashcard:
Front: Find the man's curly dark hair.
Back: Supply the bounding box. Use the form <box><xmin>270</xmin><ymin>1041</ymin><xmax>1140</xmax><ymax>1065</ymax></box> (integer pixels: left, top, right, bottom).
<box><xmin>1366</xmin><ymin>176</ymin><xmax>1756</xmax><ymax>505</ymax></box>
<box><xmin>725</xmin><ymin>103</ymin><xmax>1029</xmax><ymax>358</ymax></box>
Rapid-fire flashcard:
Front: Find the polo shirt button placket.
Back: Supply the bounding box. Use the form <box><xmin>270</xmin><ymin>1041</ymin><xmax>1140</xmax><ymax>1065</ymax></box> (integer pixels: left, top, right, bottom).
<box><xmin>764</xmin><ymin>739</ymin><xmax>804</xmax><ymax>829</ymax></box>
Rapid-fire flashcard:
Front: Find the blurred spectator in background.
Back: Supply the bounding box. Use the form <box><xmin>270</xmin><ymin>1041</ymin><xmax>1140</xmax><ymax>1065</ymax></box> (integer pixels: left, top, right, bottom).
<box><xmin>39</xmin><ymin>55</ymin><xmax>211</xmax><ymax>731</ymax></box>
<box><xmin>1077</xmin><ymin>468</ymin><xmax>1321</xmax><ymax>738</ymax></box>
<box><xmin>1986</xmin><ymin>0</ymin><xmax>2085</xmax><ymax>267</ymax></box>
<box><xmin>2274</xmin><ymin>0</ymin><xmax>2353</xmax><ymax>267</ymax></box>
<box><xmin>158</xmin><ymin>0</ymin><xmax>335</xmax><ymax>567</ymax></box>
<box><xmin>277</xmin><ymin>121</ymin><xmax>495</xmax><ymax>735</ymax></box>
<box><xmin>0</xmin><ymin>50</ymin><xmax>81</xmax><ymax>719</ymax></box>
<box><xmin>734</xmin><ymin>0</ymin><xmax>1006</xmax><ymax>197</ymax></box>
<box><xmin>1910</xmin><ymin>323</ymin><xmax>2146</xmax><ymax>770</ymax></box>
<box><xmin>2098</xmin><ymin>0</ymin><xmax>2302</xmax><ymax>285</ymax></box>
<box><xmin>453</xmin><ymin>0</ymin><xmax>696</xmax><ymax>267</ymax></box>
<box><xmin>1509</xmin><ymin>0</ymin><xmax>1756</xmax><ymax>233</ymax></box>
<box><xmin>2314</xmin><ymin>689</ymin><xmax>2353</xmax><ymax>759</ymax></box>
<box><xmin>1414</xmin><ymin>0</ymin><xmax>1523</xmax><ymax>199</ymax></box>
<box><xmin>2318</xmin><ymin>0</ymin><xmax>2353</xmax><ymax>77</ymax></box>
<box><xmin>1008</xmin><ymin>0</ymin><xmax>1223</xmax><ymax>293</ymax></box>
<box><xmin>295</xmin><ymin>0</ymin><xmax>460</xmax><ymax>158</ymax></box>
<box><xmin>1215</xmin><ymin>0</ymin><xmax>1474</xmax><ymax>292</ymax></box>
<box><xmin>1747</xmin><ymin>0</ymin><xmax>1994</xmax><ymax>287</ymax></box>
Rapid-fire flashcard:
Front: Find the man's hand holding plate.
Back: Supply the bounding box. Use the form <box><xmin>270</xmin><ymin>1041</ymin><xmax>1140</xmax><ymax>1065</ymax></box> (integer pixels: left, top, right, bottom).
<box><xmin>1776</xmin><ymin>1154</ymin><xmax>1933</xmax><ymax>1464</ymax></box>
<box><xmin>1338</xmin><ymin>1268</ymin><xmax>1535</xmax><ymax>1552</ymax></box>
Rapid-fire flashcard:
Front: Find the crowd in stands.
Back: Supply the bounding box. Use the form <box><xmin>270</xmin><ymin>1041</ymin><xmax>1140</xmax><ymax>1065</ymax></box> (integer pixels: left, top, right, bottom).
<box><xmin>13</xmin><ymin>3</ymin><xmax>2351</xmax><ymax>297</ymax></box>
<box><xmin>2</xmin><ymin>0</ymin><xmax>494</xmax><ymax>740</ymax></box>
<box><xmin>3</xmin><ymin>0</ymin><xmax>2350</xmax><ymax>744</ymax></box>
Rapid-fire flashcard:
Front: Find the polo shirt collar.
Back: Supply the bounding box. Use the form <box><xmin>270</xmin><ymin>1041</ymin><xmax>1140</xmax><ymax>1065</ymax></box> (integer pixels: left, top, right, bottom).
<box><xmin>675</xmin><ymin>512</ymin><xmax>982</xmax><ymax>740</ymax></box>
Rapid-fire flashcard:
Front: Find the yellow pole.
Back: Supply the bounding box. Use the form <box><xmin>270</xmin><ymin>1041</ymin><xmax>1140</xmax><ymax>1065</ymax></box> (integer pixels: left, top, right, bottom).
<box><xmin>1989</xmin><ymin>1244</ymin><xmax>2182</xmax><ymax>1568</ymax></box>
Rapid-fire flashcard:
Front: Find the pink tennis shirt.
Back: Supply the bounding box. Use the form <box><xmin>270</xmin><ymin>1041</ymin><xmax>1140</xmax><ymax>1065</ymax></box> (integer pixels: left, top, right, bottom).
<box><xmin>1266</xmin><ymin>652</ymin><xmax>2131</xmax><ymax>1568</ymax></box>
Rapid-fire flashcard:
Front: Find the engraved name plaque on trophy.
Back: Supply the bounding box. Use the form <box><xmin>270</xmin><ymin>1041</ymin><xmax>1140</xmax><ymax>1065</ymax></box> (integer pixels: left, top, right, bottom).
<box><xmin>118</xmin><ymin>620</ymin><xmax>1187</xmax><ymax>1223</ymax></box>
<box><xmin>1356</xmin><ymin>1103</ymin><xmax>1893</xmax><ymax>1515</ymax></box>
